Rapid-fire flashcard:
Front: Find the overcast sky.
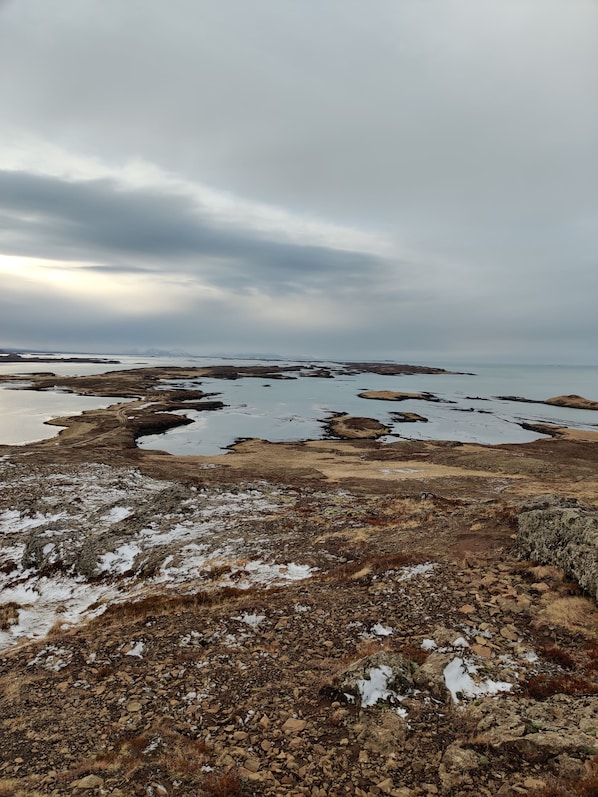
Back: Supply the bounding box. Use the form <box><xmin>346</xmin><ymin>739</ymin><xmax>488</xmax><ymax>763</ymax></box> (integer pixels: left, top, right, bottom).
<box><xmin>1</xmin><ymin>0</ymin><xmax>597</xmax><ymax>363</ymax></box>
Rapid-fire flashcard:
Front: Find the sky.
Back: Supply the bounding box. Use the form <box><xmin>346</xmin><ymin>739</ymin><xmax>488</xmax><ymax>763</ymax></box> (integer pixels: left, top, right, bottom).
<box><xmin>0</xmin><ymin>0</ymin><xmax>597</xmax><ymax>364</ymax></box>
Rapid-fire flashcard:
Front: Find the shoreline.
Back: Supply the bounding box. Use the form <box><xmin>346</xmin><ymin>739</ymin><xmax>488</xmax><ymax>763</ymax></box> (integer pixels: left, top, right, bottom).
<box><xmin>2</xmin><ymin>361</ymin><xmax>598</xmax><ymax>454</ymax></box>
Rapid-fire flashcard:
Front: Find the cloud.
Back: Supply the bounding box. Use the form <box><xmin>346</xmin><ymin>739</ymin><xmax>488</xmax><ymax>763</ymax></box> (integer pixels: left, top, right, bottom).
<box><xmin>0</xmin><ymin>1</ymin><xmax>597</xmax><ymax>362</ymax></box>
<box><xmin>0</xmin><ymin>169</ymin><xmax>395</xmax><ymax>297</ymax></box>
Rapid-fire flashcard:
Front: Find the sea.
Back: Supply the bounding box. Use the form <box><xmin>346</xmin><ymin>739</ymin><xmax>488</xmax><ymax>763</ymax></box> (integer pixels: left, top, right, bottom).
<box><xmin>1</xmin><ymin>354</ymin><xmax>597</xmax><ymax>455</ymax></box>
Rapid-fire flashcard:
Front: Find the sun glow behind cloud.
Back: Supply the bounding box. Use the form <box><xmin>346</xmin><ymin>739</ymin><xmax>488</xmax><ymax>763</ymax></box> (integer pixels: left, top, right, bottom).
<box><xmin>0</xmin><ymin>255</ymin><xmax>191</xmax><ymax>316</ymax></box>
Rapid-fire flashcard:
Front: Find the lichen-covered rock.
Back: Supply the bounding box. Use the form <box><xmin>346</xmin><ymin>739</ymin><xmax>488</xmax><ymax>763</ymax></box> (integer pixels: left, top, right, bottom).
<box><xmin>517</xmin><ymin>505</ymin><xmax>598</xmax><ymax>600</ymax></box>
<box><xmin>468</xmin><ymin>694</ymin><xmax>598</xmax><ymax>764</ymax></box>
<box><xmin>412</xmin><ymin>651</ymin><xmax>453</xmax><ymax>703</ymax></box>
<box><xmin>357</xmin><ymin>710</ymin><xmax>408</xmax><ymax>753</ymax></box>
<box><xmin>438</xmin><ymin>743</ymin><xmax>480</xmax><ymax>790</ymax></box>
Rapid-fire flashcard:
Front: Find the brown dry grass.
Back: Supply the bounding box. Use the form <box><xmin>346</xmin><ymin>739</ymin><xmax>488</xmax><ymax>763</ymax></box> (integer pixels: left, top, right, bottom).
<box><xmin>87</xmin><ymin>585</ymin><xmax>263</xmax><ymax>628</ymax></box>
<box><xmin>2</xmin><ymin>670</ymin><xmax>46</xmax><ymax>704</ymax></box>
<box><xmin>324</xmin><ymin>551</ymin><xmax>427</xmax><ymax>583</ymax></box>
<box><xmin>90</xmin><ymin>725</ymin><xmax>212</xmax><ymax>782</ymax></box>
<box><xmin>202</xmin><ymin>770</ymin><xmax>246</xmax><ymax>797</ymax></box>
<box><xmin>585</xmin><ymin>640</ymin><xmax>598</xmax><ymax>671</ymax></box>
<box><xmin>535</xmin><ymin>597</ymin><xmax>598</xmax><ymax>638</ymax></box>
<box><xmin>156</xmin><ymin>736</ymin><xmax>211</xmax><ymax>777</ymax></box>
<box><xmin>402</xmin><ymin>643</ymin><xmax>430</xmax><ymax>665</ymax></box>
<box><xmin>0</xmin><ymin>780</ymin><xmax>45</xmax><ymax>797</ymax></box>
<box><xmin>0</xmin><ymin>602</ymin><xmax>19</xmax><ymax>631</ymax></box>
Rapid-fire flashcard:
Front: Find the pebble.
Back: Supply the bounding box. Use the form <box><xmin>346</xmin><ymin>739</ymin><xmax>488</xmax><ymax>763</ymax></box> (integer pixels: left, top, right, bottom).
<box><xmin>282</xmin><ymin>718</ymin><xmax>307</xmax><ymax>732</ymax></box>
<box><xmin>70</xmin><ymin>774</ymin><xmax>104</xmax><ymax>789</ymax></box>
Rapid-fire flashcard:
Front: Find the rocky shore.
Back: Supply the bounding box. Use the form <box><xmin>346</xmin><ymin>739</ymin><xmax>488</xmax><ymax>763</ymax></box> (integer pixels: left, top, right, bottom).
<box><xmin>497</xmin><ymin>394</ymin><xmax>598</xmax><ymax>411</ymax></box>
<box><xmin>0</xmin><ymin>365</ymin><xmax>597</xmax><ymax>797</ymax></box>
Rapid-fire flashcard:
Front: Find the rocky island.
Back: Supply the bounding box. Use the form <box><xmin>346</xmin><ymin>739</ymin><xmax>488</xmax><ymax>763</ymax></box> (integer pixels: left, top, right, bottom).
<box><xmin>0</xmin><ymin>352</ymin><xmax>120</xmax><ymax>365</ymax></box>
<box><xmin>0</xmin><ymin>362</ymin><xmax>597</xmax><ymax>797</ymax></box>
<box><xmin>497</xmin><ymin>394</ymin><xmax>598</xmax><ymax>411</ymax></box>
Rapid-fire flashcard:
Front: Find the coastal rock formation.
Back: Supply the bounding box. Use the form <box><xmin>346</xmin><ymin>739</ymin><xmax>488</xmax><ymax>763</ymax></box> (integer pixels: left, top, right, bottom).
<box><xmin>517</xmin><ymin>500</ymin><xmax>598</xmax><ymax>600</ymax></box>
<box><xmin>546</xmin><ymin>394</ymin><xmax>598</xmax><ymax>410</ymax></box>
<box><xmin>497</xmin><ymin>394</ymin><xmax>598</xmax><ymax>411</ymax></box>
<box><xmin>341</xmin><ymin>362</ymin><xmax>463</xmax><ymax>375</ymax></box>
<box><xmin>325</xmin><ymin>414</ymin><xmax>391</xmax><ymax>439</ymax></box>
<box><xmin>390</xmin><ymin>411</ymin><xmax>428</xmax><ymax>423</ymax></box>
<box><xmin>359</xmin><ymin>390</ymin><xmax>443</xmax><ymax>402</ymax></box>
<box><xmin>0</xmin><ymin>352</ymin><xmax>119</xmax><ymax>364</ymax></box>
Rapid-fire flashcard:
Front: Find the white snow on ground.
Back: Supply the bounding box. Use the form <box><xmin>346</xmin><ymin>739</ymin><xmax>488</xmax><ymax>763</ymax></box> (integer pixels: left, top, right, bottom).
<box><xmin>0</xmin><ymin>509</ymin><xmax>67</xmax><ymax>533</ymax></box>
<box><xmin>522</xmin><ymin>651</ymin><xmax>539</xmax><ymax>663</ymax></box>
<box><xmin>27</xmin><ymin>644</ymin><xmax>73</xmax><ymax>672</ymax></box>
<box><xmin>397</xmin><ymin>562</ymin><xmax>435</xmax><ymax>581</ymax></box>
<box><xmin>97</xmin><ymin>542</ymin><xmax>141</xmax><ymax>574</ymax></box>
<box><xmin>356</xmin><ymin>665</ymin><xmax>408</xmax><ymax>713</ymax></box>
<box><xmin>0</xmin><ymin>575</ymin><xmax>117</xmax><ymax>650</ymax></box>
<box><xmin>238</xmin><ymin>613</ymin><xmax>266</xmax><ymax>628</ymax></box>
<box><xmin>125</xmin><ymin>640</ymin><xmax>145</xmax><ymax>658</ymax></box>
<box><xmin>372</xmin><ymin>623</ymin><xmax>393</xmax><ymax>636</ymax></box>
<box><xmin>452</xmin><ymin>636</ymin><xmax>469</xmax><ymax>648</ymax></box>
<box><xmin>357</xmin><ymin>665</ymin><xmax>394</xmax><ymax>706</ymax></box>
<box><xmin>0</xmin><ymin>462</ymin><xmax>315</xmax><ymax>650</ymax></box>
<box><xmin>0</xmin><ymin>543</ymin><xmax>24</xmax><ymax>566</ymax></box>
<box><xmin>226</xmin><ymin>561</ymin><xmax>316</xmax><ymax>588</ymax></box>
<box><xmin>443</xmin><ymin>657</ymin><xmax>513</xmax><ymax>703</ymax></box>
<box><xmin>421</xmin><ymin>638</ymin><xmax>437</xmax><ymax>650</ymax></box>
<box><xmin>101</xmin><ymin>506</ymin><xmax>133</xmax><ymax>524</ymax></box>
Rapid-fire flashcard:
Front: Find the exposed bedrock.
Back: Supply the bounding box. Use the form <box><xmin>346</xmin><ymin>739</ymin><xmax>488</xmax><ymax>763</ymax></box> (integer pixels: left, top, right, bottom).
<box><xmin>517</xmin><ymin>500</ymin><xmax>598</xmax><ymax>601</ymax></box>
<box><xmin>497</xmin><ymin>394</ymin><xmax>598</xmax><ymax>410</ymax></box>
<box><xmin>324</xmin><ymin>414</ymin><xmax>391</xmax><ymax>439</ymax></box>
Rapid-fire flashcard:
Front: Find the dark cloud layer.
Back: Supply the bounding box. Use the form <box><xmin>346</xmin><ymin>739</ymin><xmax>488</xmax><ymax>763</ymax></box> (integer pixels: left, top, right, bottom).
<box><xmin>0</xmin><ymin>169</ymin><xmax>392</xmax><ymax>296</ymax></box>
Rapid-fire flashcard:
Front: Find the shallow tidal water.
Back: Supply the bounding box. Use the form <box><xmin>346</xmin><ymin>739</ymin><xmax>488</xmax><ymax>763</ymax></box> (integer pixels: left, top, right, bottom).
<box><xmin>2</xmin><ymin>354</ymin><xmax>596</xmax><ymax>453</ymax></box>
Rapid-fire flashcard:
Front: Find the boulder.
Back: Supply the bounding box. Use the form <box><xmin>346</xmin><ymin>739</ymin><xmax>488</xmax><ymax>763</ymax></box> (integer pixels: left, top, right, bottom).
<box><xmin>517</xmin><ymin>505</ymin><xmax>598</xmax><ymax>600</ymax></box>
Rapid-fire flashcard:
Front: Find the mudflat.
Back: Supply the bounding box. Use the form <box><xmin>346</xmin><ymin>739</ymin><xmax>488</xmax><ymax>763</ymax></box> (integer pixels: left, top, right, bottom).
<box><xmin>1</xmin><ymin>363</ymin><xmax>597</xmax><ymax>797</ymax></box>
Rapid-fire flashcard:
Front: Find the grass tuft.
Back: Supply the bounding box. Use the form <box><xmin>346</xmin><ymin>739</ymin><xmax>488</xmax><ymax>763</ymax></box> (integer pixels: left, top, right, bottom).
<box><xmin>542</xmin><ymin>645</ymin><xmax>576</xmax><ymax>670</ymax></box>
<box><xmin>202</xmin><ymin>769</ymin><xmax>245</xmax><ymax>796</ymax></box>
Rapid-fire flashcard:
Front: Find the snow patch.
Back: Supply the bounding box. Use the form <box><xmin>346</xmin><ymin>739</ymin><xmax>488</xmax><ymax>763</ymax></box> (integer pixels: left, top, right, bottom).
<box><xmin>356</xmin><ymin>665</ymin><xmax>407</xmax><ymax>708</ymax></box>
<box><xmin>452</xmin><ymin>636</ymin><xmax>470</xmax><ymax>648</ymax></box>
<box><xmin>98</xmin><ymin>543</ymin><xmax>141</xmax><ymax>575</ymax></box>
<box><xmin>27</xmin><ymin>644</ymin><xmax>73</xmax><ymax>672</ymax></box>
<box><xmin>228</xmin><ymin>560</ymin><xmax>316</xmax><ymax>587</ymax></box>
<box><xmin>0</xmin><ymin>509</ymin><xmax>66</xmax><ymax>533</ymax></box>
<box><xmin>101</xmin><ymin>506</ymin><xmax>133</xmax><ymax>524</ymax></box>
<box><xmin>125</xmin><ymin>640</ymin><xmax>145</xmax><ymax>658</ymax></box>
<box><xmin>397</xmin><ymin>562</ymin><xmax>435</xmax><ymax>581</ymax></box>
<box><xmin>372</xmin><ymin>623</ymin><xmax>393</xmax><ymax>636</ymax></box>
<box><xmin>239</xmin><ymin>613</ymin><xmax>266</xmax><ymax>628</ymax></box>
<box><xmin>443</xmin><ymin>657</ymin><xmax>513</xmax><ymax>703</ymax></box>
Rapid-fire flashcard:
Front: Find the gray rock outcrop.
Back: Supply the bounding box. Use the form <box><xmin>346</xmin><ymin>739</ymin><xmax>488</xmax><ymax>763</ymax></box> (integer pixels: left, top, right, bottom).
<box><xmin>517</xmin><ymin>501</ymin><xmax>598</xmax><ymax>600</ymax></box>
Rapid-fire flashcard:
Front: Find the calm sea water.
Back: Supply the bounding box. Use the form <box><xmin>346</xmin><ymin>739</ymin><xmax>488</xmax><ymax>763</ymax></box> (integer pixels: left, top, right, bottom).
<box><xmin>1</xmin><ymin>355</ymin><xmax>596</xmax><ymax>453</ymax></box>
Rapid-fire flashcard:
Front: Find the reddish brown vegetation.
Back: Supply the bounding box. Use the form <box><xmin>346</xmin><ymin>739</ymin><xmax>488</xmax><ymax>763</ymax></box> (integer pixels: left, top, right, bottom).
<box><xmin>202</xmin><ymin>770</ymin><xmax>246</xmax><ymax>797</ymax></box>
<box><xmin>524</xmin><ymin>674</ymin><xmax>598</xmax><ymax>700</ymax></box>
<box><xmin>542</xmin><ymin>645</ymin><xmax>576</xmax><ymax>670</ymax></box>
<box><xmin>585</xmin><ymin>640</ymin><xmax>598</xmax><ymax>671</ymax></box>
